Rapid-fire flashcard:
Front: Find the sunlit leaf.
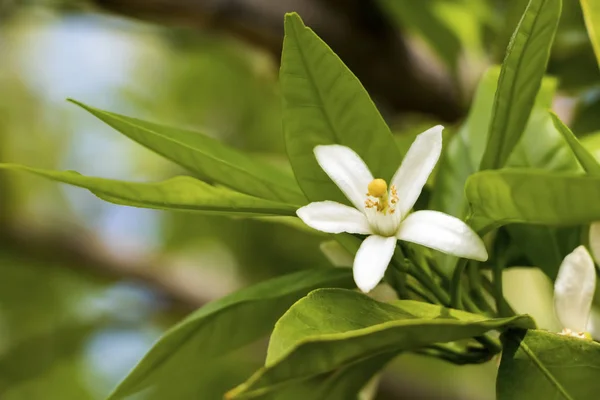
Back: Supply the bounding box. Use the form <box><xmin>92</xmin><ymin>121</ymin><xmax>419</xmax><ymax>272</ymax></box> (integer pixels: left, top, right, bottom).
<box><xmin>480</xmin><ymin>0</ymin><xmax>562</xmax><ymax>170</ymax></box>
<box><xmin>107</xmin><ymin>269</ymin><xmax>354</xmax><ymax>399</ymax></box>
<box><xmin>550</xmin><ymin>111</ymin><xmax>600</xmax><ymax>175</ymax></box>
<box><xmin>497</xmin><ymin>329</ymin><xmax>600</xmax><ymax>399</ymax></box>
<box><xmin>280</xmin><ymin>13</ymin><xmax>401</xmax><ymax>204</ymax></box>
<box><xmin>227</xmin><ymin>289</ymin><xmax>534</xmax><ymax>399</ymax></box>
<box><xmin>69</xmin><ymin>99</ymin><xmax>305</xmax><ymax>204</ymax></box>
<box><xmin>0</xmin><ymin>164</ymin><xmax>298</xmax><ymax>217</ymax></box>
<box><xmin>580</xmin><ymin>0</ymin><xmax>600</xmax><ymax>69</ymax></box>
<box><xmin>466</xmin><ymin>169</ymin><xmax>600</xmax><ymax>232</ymax></box>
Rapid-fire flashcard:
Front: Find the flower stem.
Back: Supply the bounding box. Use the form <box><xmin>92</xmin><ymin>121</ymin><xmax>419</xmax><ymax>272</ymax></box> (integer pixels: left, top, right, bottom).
<box><xmin>450</xmin><ymin>258</ymin><xmax>468</xmax><ymax>308</ymax></box>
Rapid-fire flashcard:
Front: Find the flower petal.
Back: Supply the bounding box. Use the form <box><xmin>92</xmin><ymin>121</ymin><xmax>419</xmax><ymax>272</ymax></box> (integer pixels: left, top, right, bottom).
<box><xmin>314</xmin><ymin>145</ymin><xmax>373</xmax><ymax>210</ymax></box>
<box><xmin>554</xmin><ymin>245</ymin><xmax>596</xmax><ymax>332</ymax></box>
<box><xmin>353</xmin><ymin>235</ymin><xmax>397</xmax><ymax>293</ymax></box>
<box><xmin>589</xmin><ymin>222</ymin><xmax>600</xmax><ymax>264</ymax></box>
<box><xmin>391</xmin><ymin>125</ymin><xmax>443</xmax><ymax>217</ymax></box>
<box><xmin>587</xmin><ymin>308</ymin><xmax>600</xmax><ymax>341</ymax></box>
<box><xmin>297</xmin><ymin>201</ymin><xmax>372</xmax><ymax>234</ymax></box>
<box><xmin>396</xmin><ymin>210</ymin><xmax>488</xmax><ymax>261</ymax></box>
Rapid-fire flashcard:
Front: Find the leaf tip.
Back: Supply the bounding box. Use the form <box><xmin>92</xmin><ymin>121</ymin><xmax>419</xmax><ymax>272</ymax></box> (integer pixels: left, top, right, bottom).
<box><xmin>284</xmin><ymin>12</ymin><xmax>304</xmax><ymax>30</ymax></box>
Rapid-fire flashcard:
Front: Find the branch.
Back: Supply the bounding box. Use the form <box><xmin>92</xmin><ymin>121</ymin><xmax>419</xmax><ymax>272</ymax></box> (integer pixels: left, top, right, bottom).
<box><xmin>88</xmin><ymin>0</ymin><xmax>464</xmax><ymax>122</ymax></box>
<box><xmin>0</xmin><ymin>220</ymin><xmax>214</xmax><ymax>311</ymax></box>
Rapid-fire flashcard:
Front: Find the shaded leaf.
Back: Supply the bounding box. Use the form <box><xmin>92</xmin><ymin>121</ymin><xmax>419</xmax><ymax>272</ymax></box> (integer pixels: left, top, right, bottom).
<box><xmin>107</xmin><ymin>269</ymin><xmax>354</xmax><ymax>399</ymax></box>
<box><xmin>227</xmin><ymin>289</ymin><xmax>534</xmax><ymax>398</ymax></box>
<box><xmin>480</xmin><ymin>0</ymin><xmax>562</xmax><ymax>170</ymax></box>
<box><xmin>69</xmin><ymin>99</ymin><xmax>305</xmax><ymax>204</ymax></box>
<box><xmin>0</xmin><ymin>164</ymin><xmax>298</xmax><ymax>217</ymax></box>
<box><xmin>280</xmin><ymin>13</ymin><xmax>401</xmax><ymax>204</ymax></box>
<box><xmin>497</xmin><ymin>329</ymin><xmax>600</xmax><ymax>400</ymax></box>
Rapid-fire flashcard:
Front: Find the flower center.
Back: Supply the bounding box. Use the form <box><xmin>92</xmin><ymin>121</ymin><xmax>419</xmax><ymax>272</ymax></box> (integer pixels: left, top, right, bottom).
<box><xmin>364</xmin><ymin>179</ymin><xmax>398</xmax><ymax>215</ymax></box>
<box><xmin>559</xmin><ymin>328</ymin><xmax>593</xmax><ymax>341</ymax></box>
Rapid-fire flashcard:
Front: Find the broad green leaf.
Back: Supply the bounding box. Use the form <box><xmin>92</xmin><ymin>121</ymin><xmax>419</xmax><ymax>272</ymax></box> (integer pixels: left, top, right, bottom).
<box><xmin>280</xmin><ymin>13</ymin><xmax>401</xmax><ymax>204</ymax></box>
<box><xmin>239</xmin><ymin>353</ymin><xmax>395</xmax><ymax>400</ymax></box>
<box><xmin>69</xmin><ymin>99</ymin><xmax>305</xmax><ymax>204</ymax></box>
<box><xmin>227</xmin><ymin>289</ymin><xmax>534</xmax><ymax>398</ymax></box>
<box><xmin>466</xmin><ymin>169</ymin><xmax>600</xmax><ymax>232</ymax></box>
<box><xmin>550</xmin><ymin>111</ymin><xmax>600</xmax><ymax>175</ymax></box>
<box><xmin>480</xmin><ymin>0</ymin><xmax>562</xmax><ymax>170</ymax></box>
<box><xmin>503</xmin><ymin>107</ymin><xmax>583</xmax><ymax>279</ymax></box>
<box><xmin>430</xmin><ymin>67</ymin><xmax>498</xmax><ymax>217</ymax></box>
<box><xmin>432</xmin><ymin>67</ymin><xmax>573</xmax><ymax>217</ymax></box>
<box><xmin>106</xmin><ymin>269</ymin><xmax>354</xmax><ymax>400</ymax></box>
<box><xmin>580</xmin><ymin>0</ymin><xmax>600</xmax><ymax>69</ymax></box>
<box><xmin>0</xmin><ymin>164</ymin><xmax>298</xmax><ymax>217</ymax></box>
<box><xmin>497</xmin><ymin>329</ymin><xmax>600</xmax><ymax>400</ymax></box>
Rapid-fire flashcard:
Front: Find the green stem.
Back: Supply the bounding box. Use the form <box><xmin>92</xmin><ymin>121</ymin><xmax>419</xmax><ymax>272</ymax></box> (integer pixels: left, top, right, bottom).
<box><xmin>450</xmin><ymin>258</ymin><xmax>468</xmax><ymax>308</ymax></box>
<box><xmin>481</xmin><ymin>274</ymin><xmax>516</xmax><ymax>316</ymax></box>
<box><xmin>467</xmin><ymin>261</ymin><xmax>495</xmax><ymax>315</ymax></box>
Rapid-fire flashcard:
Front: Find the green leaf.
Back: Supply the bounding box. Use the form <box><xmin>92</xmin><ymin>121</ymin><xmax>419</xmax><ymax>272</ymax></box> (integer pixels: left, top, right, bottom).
<box><xmin>550</xmin><ymin>111</ymin><xmax>600</xmax><ymax>175</ymax></box>
<box><xmin>68</xmin><ymin>99</ymin><xmax>305</xmax><ymax>204</ymax></box>
<box><xmin>432</xmin><ymin>68</ymin><xmax>574</xmax><ymax>217</ymax></box>
<box><xmin>0</xmin><ymin>164</ymin><xmax>298</xmax><ymax>217</ymax></box>
<box><xmin>466</xmin><ymin>169</ymin><xmax>600</xmax><ymax>232</ymax></box>
<box><xmin>280</xmin><ymin>13</ymin><xmax>401</xmax><ymax>204</ymax></box>
<box><xmin>497</xmin><ymin>329</ymin><xmax>600</xmax><ymax>400</ymax></box>
<box><xmin>106</xmin><ymin>269</ymin><xmax>354</xmax><ymax>400</ymax></box>
<box><xmin>227</xmin><ymin>289</ymin><xmax>534</xmax><ymax>399</ymax></box>
<box><xmin>240</xmin><ymin>353</ymin><xmax>394</xmax><ymax>400</ymax></box>
<box><xmin>430</xmin><ymin>67</ymin><xmax>498</xmax><ymax>217</ymax></box>
<box><xmin>580</xmin><ymin>0</ymin><xmax>600</xmax><ymax>69</ymax></box>
<box><xmin>479</xmin><ymin>0</ymin><xmax>562</xmax><ymax>170</ymax></box>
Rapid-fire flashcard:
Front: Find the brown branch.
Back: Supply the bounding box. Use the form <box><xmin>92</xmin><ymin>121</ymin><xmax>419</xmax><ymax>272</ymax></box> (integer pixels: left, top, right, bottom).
<box><xmin>0</xmin><ymin>220</ymin><xmax>214</xmax><ymax>311</ymax></box>
<box><xmin>88</xmin><ymin>0</ymin><xmax>464</xmax><ymax>122</ymax></box>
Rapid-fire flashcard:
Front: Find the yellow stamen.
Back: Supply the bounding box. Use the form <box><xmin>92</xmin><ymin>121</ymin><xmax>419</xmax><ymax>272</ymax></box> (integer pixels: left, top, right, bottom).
<box><xmin>367</xmin><ymin>179</ymin><xmax>387</xmax><ymax>198</ymax></box>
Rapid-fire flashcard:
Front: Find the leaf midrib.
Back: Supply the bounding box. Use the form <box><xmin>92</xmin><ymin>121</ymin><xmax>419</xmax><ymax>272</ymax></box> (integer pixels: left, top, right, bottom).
<box><xmin>509</xmin><ymin>333</ymin><xmax>575</xmax><ymax>400</ymax></box>
<box><xmin>72</xmin><ymin>101</ymin><xmax>302</xmax><ymax>200</ymax></box>
<box><xmin>486</xmin><ymin>0</ymin><xmax>550</xmax><ymax>169</ymax></box>
<box><xmin>289</xmin><ymin>21</ymin><xmax>343</xmax><ymax>145</ymax></box>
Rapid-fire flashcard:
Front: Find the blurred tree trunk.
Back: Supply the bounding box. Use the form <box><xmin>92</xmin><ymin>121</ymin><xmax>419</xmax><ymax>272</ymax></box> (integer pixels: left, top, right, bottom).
<box><xmin>91</xmin><ymin>0</ymin><xmax>464</xmax><ymax>122</ymax></box>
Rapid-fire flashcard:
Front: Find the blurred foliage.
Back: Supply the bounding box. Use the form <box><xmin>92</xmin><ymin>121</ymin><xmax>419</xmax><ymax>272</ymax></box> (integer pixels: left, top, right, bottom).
<box><xmin>1</xmin><ymin>0</ymin><xmax>600</xmax><ymax>399</ymax></box>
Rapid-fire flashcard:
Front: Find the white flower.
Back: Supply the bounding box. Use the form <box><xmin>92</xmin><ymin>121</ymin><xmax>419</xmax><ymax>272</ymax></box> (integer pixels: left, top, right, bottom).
<box><xmin>554</xmin><ymin>245</ymin><xmax>597</xmax><ymax>340</ymax></box>
<box><xmin>296</xmin><ymin>125</ymin><xmax>488</xmax><ymax>293</ymax></box>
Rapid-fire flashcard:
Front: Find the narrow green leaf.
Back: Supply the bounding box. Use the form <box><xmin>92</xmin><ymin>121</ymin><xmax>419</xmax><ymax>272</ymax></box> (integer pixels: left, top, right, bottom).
<box><xmin>227</xmin><ymin>289</ymin><xmax>534</xmax><ymax>398</ymax></box>
<box><xmin>466</xmin><ymin>169</ymin><xmax>600</xmax><ymax>232</ymax></box>
<box><xmin>281</xmin><ymin>13</ymin><xmax>401</xmax><ymax>204</ymax></box>
<box><xmin>550</xmin><ymin>111</ymin><xmax>600</xmax><ymax>175</ymax></box>
<box><xmin>0</xmin><ymin>164</ymin><xmax>298</xmax><ymax>217</ymax></box>
<box><xmin>497</xmin><ymin>329</ymin><xmax>600</xmax><ymax>400</ymax></box>
<box><xmin>580</xmin><ymin>0</ymin><xmax>600</xmax><ymax>69</ymax></box>
<box><xmin>107</xmin><ymin>269</ymin><xmax>354</xmax><ymax>400</ymax></box>
<box><xmin>480</xmin><ymin>0</ymin><xmax>562</xmax><ymax>170</ymax></box>
<box><xmin>68</xmin><ymin>99</ymin><xmax>305</xmax><ymax>204</ymax></box>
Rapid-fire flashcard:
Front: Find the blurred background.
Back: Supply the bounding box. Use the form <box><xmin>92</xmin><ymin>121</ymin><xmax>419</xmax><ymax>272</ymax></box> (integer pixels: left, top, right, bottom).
<box><xmin>0</xmin><ymin>0</ymin><xmax>598</xmax><ymax>399</ymax></box>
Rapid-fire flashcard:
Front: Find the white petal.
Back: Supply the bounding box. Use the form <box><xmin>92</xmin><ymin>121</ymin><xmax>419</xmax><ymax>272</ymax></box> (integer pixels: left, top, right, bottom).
<box><xmin>390</xmin><ymin>125</ymin><xmax>443</xmax><ymax>217</ymax></box>
<box><xmin>314</xmin><ymin>145</ymin><xmax>373</xmax><ymax>210</ymax></box>
<box><xmin>297</xmin><ymin>201</ymin><xmax>372</xmax><ymax>234</ymax></box>
<box><xmin>554</xmin><ymin>245</ymin><xmax>596</xmax><ymax>332</ymax></box>
<box><xmin>353</xmin><ymin>235</ymin><xmax>397</xmax><ymax>293</ymax></box>
<box><xmin>589</xmin><ymin>222</ymin><xmax>600</xmax><ymax>264</ymax></box>
<box><xmin>396</xmin><ymin>210</ymin><xmax>488</xmax><ymax>261</ymax></box>
<box><xmin>587</xmin><ymin>308</ymin><xmax>600</xmax><ymax>341</ymax></box>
